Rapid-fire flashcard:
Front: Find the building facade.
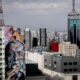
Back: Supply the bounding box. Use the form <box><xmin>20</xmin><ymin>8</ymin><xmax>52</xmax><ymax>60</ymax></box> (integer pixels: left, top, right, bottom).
<box><xmin>59</xmin><ymin>42</ymin><xmax>78</xmax><ymax>56</ymax></box>
<box><xmin>24</xmin><ymin>28</ymin><xmax>32</xmax><ymax>50</ymax></box>
<box><xmin>0</xmin><ymin>27</ymin><xmax>5</xmax><ymax>80</ymax></box>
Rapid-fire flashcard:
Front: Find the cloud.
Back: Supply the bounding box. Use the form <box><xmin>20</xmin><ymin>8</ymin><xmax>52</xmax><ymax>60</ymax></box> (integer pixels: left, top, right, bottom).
<box><xmin>3</xmin><ymin>0</ymin><xmax>80</xmax><ymax>31</ymax></box>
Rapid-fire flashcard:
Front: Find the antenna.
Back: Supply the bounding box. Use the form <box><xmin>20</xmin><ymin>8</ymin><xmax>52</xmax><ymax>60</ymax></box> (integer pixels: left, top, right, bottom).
<box><xmin>72</xmin><ymin>0</ymin><xmax>75</xmax><ymax>11</ymax></box>
<box><xmin>0</xmin><ymin>0</ymin><xmax>4</xmax><ymax>26</ymax></box>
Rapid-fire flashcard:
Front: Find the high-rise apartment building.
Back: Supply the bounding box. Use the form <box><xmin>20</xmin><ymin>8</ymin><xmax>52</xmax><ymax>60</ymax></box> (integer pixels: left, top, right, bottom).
<box><xmin>68</xmin><ymin>0</ymin><xmax>80</xmax><ymax>48</ymax></box>
<box><xmin>0</xmin><ymin>0</ymin><xmax>5</xmax><ymax>80</ymax></box>
<box><xmin>0</xmin><ymin>27</ymin><xmax>5</xmax><ymax>80</ymax></box>
<box><xmin>59</xmin><ymin>42</ymin><xmax>78</xmax><ymax>57</ymax></box>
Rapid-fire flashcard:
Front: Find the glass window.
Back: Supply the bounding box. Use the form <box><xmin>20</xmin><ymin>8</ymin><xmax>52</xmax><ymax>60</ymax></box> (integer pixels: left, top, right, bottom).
<box><xmin>64</xmin><ymin>62</ymin><xmax>67</xmax><ymax>65</ymax></box>
<box><xmin>69</xmin><ymin>62</ymin><xmax>72</xmax><ymax>65</ymax></box>
<box><xmin>69</xmin><ymin>69</ymin><xmax>72</xmax><ymax>72</ymax></box>
<box><xmin>73</xmin><ymin>62</ymin><xmax>77</xmax><ymax>65</ymax></box>
<box><xmin>73</xmin><ymin>68</ymin><xmax>77</xmax><ymax>71</ymax></box>
<box><xmin>64</xmin><ymin>69</ymin><xmax>68</xmax><ymax>72</ymax></box>
<box><xmin>54</xmin><ymin>61</ymin><xmax>57</xmax><ymax>64</ymax></box>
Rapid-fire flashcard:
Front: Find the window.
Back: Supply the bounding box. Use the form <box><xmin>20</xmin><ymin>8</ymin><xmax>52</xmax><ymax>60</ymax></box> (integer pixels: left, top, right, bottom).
<box><xmin>0</xmin><ymin>58</ymin><xmax>2</xmax><ymax>61</ymax></box>
<box><xmin>72</xmin><ymin>75</ymin><xmax>77</xmax><ymax>80</ymax></box>
<box><xmin>0</xmin><ymin>38</ymin><xmax>2</xmax><ymax>41</ymax></box>
<box><xmin>64</xmin><ymin>62</ymin><xmax>67</xmax><ymax>65</ymax></box>
<box><xmin>0</xmin><ymin>63</ymin><xmax>2</xmax><ymax>66</ymax></box>
<box><xmin>0</xmin><ymin>53</ymin><xmax>2</xmax><ymax>56</ymax></box>
<box><xmin>45</xmin><ymin>59</ymin><xmax>47</xmax><ymax>62</ymax></box>
<box><xmin>0</xmin><ymin>73</ymin><xmax>2</xmax><ymax>75</ymax></box>
<box><xmin>0</xmin><ymin>43</ymin><xmax>2</xmax><ymax>45</ymax></box>
<box><xmin>73</xmin><ymin>62</ymin><xmax>77</xmax><ymax>65</ymax></box>
<box><xmin>69</xmin><ymin>62</ymin><xmax>72</xmax><ymax>65</ymax></box>
<box><xmin>69</xmin><ymin>69</ymin><xmax>72</xmax><ymax>72</ymax></box>
<box><xmin>73</xmin><ymin>68</ymin><xmax>77</xmax><ymax>71</ymax></box>
<box><xmin>0</xmin><ymin>48</ymin><xmax>2</xmax><ymax>50</ymax></box>
<box><xmin>54</xmin><ymin>61</ymin><xmax>57</xmax><ymax>64</ymax></box>
<box><xmin>64</xmin><ymin>69</ymin><xmax>68</xmax><ymax>72</ymax></box>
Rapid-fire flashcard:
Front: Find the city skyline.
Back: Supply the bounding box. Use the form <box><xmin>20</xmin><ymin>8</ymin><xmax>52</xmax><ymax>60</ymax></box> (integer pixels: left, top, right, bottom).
<box><xmin>3</xmin><ymin>0</ymin><xmax>80</xmax><ymax>31</ymax></box>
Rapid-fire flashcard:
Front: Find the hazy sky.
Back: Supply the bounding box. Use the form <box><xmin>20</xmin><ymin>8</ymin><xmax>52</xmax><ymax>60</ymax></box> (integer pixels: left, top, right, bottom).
<box><xmin>3</xmin><ymin>0</ymin><xmax>80</xmax><ymax>31</ymax></box>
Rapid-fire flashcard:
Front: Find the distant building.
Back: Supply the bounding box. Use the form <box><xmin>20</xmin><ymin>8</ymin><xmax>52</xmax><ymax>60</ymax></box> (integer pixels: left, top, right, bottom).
<box><xmin>59</xmin><ymin>32</ymin><xmax>68</xmax><ymax>42</ymax></box>
<box><xmin>24</xmin><ymin>28</ymin><xmax>32</xmax><ymax>50</ymax></box>
<box><xmin>50</xmin><ymin>41</ymin><xmax>59</xmax><ymax>52</ymax></box>
<box><xmin>39</xmin><ymin>28</ymin><xmax>47</xmax><ymax>46</ymax></box>
<box><xmin>59</xmin><ymin>42</ymin><xmax>78</xmax><ymax>56</ymax></box>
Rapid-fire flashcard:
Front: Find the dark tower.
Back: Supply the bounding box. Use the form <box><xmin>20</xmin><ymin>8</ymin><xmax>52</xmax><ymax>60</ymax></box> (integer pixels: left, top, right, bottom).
<box><xmin>32</xmin><ymin>37</ymin><xmax>38</xmax><ymax>47</ymax></box>
<box><xmin>68</xmin><ymin>0</ymin><xmax>80</xmax><ymax>48</ymax></box>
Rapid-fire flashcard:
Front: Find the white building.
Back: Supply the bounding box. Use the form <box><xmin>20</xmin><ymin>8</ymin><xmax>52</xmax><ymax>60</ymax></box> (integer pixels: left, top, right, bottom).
<box><xmin>0</xmin><ymin>27</ymin><xmax>5</xmax><ymax>80</ymax></box>
<box><xmin>59</xmin><ymin>42</ymin><xmax>78</xmax><ymax>57</ymax></box>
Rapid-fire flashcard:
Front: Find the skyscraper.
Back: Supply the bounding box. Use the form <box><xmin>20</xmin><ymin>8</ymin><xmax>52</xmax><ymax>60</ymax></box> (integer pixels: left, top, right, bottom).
<box><xmin>39</xmin><ymin>28</ymin><xmax>47</xmax><ymax>46</ymax></box>
<box><xmin>68</xmin><ymin>0</ymin><xmax>80</xmax><ymax>48</ymax></box>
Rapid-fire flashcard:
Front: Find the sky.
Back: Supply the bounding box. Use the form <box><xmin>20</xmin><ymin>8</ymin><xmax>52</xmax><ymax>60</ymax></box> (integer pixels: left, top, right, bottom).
<box><xmin>3</xmin><ymin>0</ymin><xmax>80</xmax><ymax>31</ymax></box>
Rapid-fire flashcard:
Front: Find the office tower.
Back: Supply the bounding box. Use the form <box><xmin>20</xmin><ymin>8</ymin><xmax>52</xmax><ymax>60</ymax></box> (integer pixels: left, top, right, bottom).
<box><xmin>68</xmin><ymin>0</ymin><xmax>80</xmax><ymax>48</ymax></box>
<box><xmin>24</xmin><ymin>28</ymin><xmax>32</xmax><ymax>50</ymax></box>
<box><xmin>39</xmin><ymin>28</ymin><xmax>47</xmax><ymax>46</ymax></box>
<box><xmin>32</xmin><ymin>37</ymin><xmax>38</xmax><ymax>47</ymax></box>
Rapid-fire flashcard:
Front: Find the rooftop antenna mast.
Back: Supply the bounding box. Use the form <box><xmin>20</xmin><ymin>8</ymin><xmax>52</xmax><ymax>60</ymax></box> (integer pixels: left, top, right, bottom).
<box><xmin>0</xmin><ymin>0</ymin><xmax>4</xmax><ymax>26</ymax></box>
<box><xmin>72</xmin><ymin>0</ymin><xmax>75</xmax><ymax>11</ymax></box>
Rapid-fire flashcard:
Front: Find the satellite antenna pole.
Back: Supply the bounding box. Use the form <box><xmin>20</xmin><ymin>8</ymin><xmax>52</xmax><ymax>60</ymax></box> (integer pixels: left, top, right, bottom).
<box><xmin>0</xmin><ymin>0</ymin><xmax>4</xmax><ymax>26</ymax></box>
<box><xmin>72</xmin><ymin>0</ymin><xmax>75</xmax><ymax>11</ymax></box>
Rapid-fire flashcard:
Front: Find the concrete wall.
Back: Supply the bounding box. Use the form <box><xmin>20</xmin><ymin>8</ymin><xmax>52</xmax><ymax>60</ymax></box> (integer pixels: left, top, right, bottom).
<box><xmin>26</xmin><ymin>76</ymin><xmax>46</xmax><ymax>80</ymax></box>
<box><xmin>25</xmin><ymin>51</ymin><xmax>44</xmax><ymax>70</ymax></box>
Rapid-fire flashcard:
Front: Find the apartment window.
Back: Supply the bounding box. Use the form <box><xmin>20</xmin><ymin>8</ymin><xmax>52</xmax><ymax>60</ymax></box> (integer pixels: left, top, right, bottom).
<box><xmin>0</xmin><ymin>53</ymin><xmax>2</xmax><ymax>56</ymax></box>
<box><xmin>73</xmin><ymin>68</ymin><xmax>77</xmax><ymax>72</ymax></box>
<box><xmin>64</xmin><ymin>62</ymin><xmax>67</xmax><ymax>65</ymax></box>
<box><xmin>54</xmin><ymin>61</ymin><xmax>57</xmax><ymax>64</ymax></box>
<box><xmin>64</xmin><ymin>69</ymin><xmax>68</xmax><ymax>72</ymax></box>
<box><xmin>69</xmin><ymin>62</ymin><xmax>72</xmax><ymax>65</ymax></box>
<box><xmin>72</xmin><ymin>75</ymin><xmax>77</xmax><ymax>80</ymax></box>
<box><xmin>45</xmin><ymin>65</ymin><xmax>47</xmax><ymax>68</ymax></box>
<box><xmin>69</xmin><ymin>69</ymin><xmax>72</xmax><ymax>72</ymax></box>
<box><xmin>0</xmin><ymin>38</ymin><xmax>2</xmax><ymax>41</ymax></box>
<box><xmin>0</xmin><ymin>68</ymin><xmax>2</xmax><ymax>70</ymax></box>
<box><xmin>45</xmin><ymin>59</ymin><xmax>47</xmax><ymax>62</ymax></box>
<box><xmin>0</xmin><ymin>63</ymin><xmax>2</xmax><ymax>66</ymax></box>
<box><xmin>0</xmin><ymin>43</ymin><xmax>2</xmax><ymax>45</ymax></box>
<box><xmin>0</xmin><ymin>73</ymin><xmax>2</xmax><ymax>75</ymax></box>
<box><xmin>73</xmin><ymin>62</ymin><xmax>77</xmax><ymax>65</ymax></box>
<box><xmin>0</xmin><ymin>58</ymin><xmax>2</xmax><ymax>61</ymax></box>
<box><xmin>0</xmin><ymin>48</ymin><xmax>2</xmax><ymax>50</ymax></box>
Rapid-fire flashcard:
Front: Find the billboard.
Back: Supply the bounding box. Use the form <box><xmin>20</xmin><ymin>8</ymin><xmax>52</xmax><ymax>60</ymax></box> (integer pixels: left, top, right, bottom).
<box><xmin>5</xmin><ymin>27</ymin><xmax>25</xmax><ymax>80</ymax></box>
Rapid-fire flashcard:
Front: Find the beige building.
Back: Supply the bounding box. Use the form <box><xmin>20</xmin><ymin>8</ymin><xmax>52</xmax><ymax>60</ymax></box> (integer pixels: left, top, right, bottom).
<box><xmin>59</xmin><ymin>42</ymin><xmax>78</xmax><ymax>57</ymax></box>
